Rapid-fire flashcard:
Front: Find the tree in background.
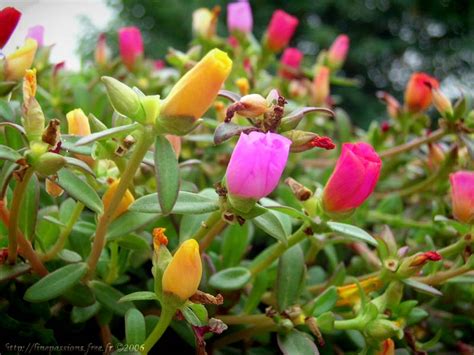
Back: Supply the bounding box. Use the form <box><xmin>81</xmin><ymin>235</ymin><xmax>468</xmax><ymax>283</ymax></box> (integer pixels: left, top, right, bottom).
<box><xmin>78</xmin><ymin>0</ymin><xmax>473</xmax><ymax>126</ymax></box>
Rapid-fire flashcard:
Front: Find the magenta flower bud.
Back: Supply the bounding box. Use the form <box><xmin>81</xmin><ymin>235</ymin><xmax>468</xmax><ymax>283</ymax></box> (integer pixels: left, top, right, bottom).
<box><xmin>227</xmin><ymin>1</ymin><xmax>253</xmax><ymax>34</ymax></box>
<box><xmin>265</xmin><ymin>10</ymin><xmax>299</xmax><ymax>52</ymax></box>
<box><xmin>226</xmin><ymin>132</ymin><xmax>292</xmax><ymax>201</ymax></box>
<box><xmin>118</xmin><ymin>26</ymin><xmax>144</xmax><ymax>71</ymax></box>
<box><xmin>279</xmin><ymin>47</ymin><xmax>303</xmax><ymax>79</ymax></box>
<box><xmin>327</xmin><ymin>34</ymin><xmax>349</xmax><ymax>69</ymax></box>
<box><xmin>323</xmin><ymin>142</ymin><xmax>382</xmax><ymax>214</ymax></box>
<box><xmin>26</xmin><ymin>25</ymin><xmax>44</xmax><ymax>47</ymax></box>
<box><xmin>450</xmin><ymin>171</ymin><xmax>474</xmax><ymax>224</ymax></box>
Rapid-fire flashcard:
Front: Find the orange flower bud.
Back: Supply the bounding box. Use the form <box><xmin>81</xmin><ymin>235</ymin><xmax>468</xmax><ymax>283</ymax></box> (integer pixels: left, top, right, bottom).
<box><xmin>159</xmin><ymin>49</ymin><xmax>232</xmax><ymax>131</ymax></box>
<box><xmin>427</xmin><ymin>143</ymin><xmax>445</xmax><ymax>171</ymax></box>
<box><xmin>66</xmin><ymin>108</ymin><xmax>91</xmax><ymax>136</ymax></box>
<box><xmin>5</xmin><ymin>38</ymin><xmax>38</xmax><ymax>81</ymax></box>
<box><xmin>313</xmin><ymin>66</ymin><xmax>330</xmax><ymax>106</ymax></box>
<box><xmin>23</xmin><ymin>68</ymin><xmax>36</xmax><ymax>102</ymax></box>
<box><xmin>404</xmin><ymin>72</ymin><xmax>439</xmax><ymax>113</ymax></box>
<box><xmin>45</xmin><ymin>178</ymin><xmax>64</xmax><ymax>198</ymax></box>
<box><xmin>162</xmin><ymin>239</ymin><xmax>202</xmax><ymax>300</ymax></box>
<box><xmin>102</xmin><ymin>179</ymin><xmax>135</xmax><ymax>220</ymax></box>
<box><xmin>377</xmin><ymin>338</ymin><xmax>395</xmax><ymax>355</ymax></box>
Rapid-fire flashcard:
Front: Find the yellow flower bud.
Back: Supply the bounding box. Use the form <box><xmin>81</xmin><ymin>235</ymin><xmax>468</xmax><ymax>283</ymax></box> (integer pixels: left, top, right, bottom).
<box><xmin>102</xmin><ymin>179</ymin><xmax>135</xmax><ymax>220</ymax></box>
<box><xmin>67</xmin><ymin>108</ymin><xmax>91</xmax><ymax>136</ymax></box>
<box><xmin>235</xmin><ymin>77</ymin><xmax>250</xmax><ymax>96</ymax></box>
<box><xmin>159</xmin><ymin>49</ymin><xmax>232</xmax><ymax>134</ymax></box>
<box><xmin>5</xmin><ymin>39</ymin><xmax>38</xmax><ymax>81</ymax></box>
<box><xmin>162</xmin><ymin>239</ymin><xmax>202</xmax><ymax>300</ymax></box>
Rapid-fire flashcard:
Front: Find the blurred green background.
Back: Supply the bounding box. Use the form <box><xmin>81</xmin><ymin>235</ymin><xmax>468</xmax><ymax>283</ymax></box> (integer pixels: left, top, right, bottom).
<box><xmin>78</xmin><ymin>0</ymin><xmax>473</xmax><ymax>126</ymax></box>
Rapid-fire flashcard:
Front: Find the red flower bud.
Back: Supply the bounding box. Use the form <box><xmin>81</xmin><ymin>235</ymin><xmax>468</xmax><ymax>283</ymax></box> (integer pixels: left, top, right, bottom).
<box><xmin>404</xmin><ymin>72</ymin><xmax>439</xmax><ymax>113</ymax></box>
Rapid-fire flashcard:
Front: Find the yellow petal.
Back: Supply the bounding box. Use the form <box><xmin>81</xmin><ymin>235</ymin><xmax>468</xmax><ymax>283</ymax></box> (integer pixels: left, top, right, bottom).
<box><xmin>66</xmin><ymin>108</ymin><xmax>91</xmax><ymax>136</ymax></box>
<box><xmin>102</xmin><ymin>179</ymin><xmax>135</xmax><ymax>220</ymax></box>
<box><xmin>5</xmin><ymin>39</ymin><xmax>38</xmax><ymax>81</ymax></box>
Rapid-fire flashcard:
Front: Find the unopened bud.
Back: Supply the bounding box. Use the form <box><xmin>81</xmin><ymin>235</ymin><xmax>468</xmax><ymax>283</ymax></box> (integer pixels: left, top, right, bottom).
<box><xmin>377</xmin><ymin>91</ymin><xmax>401</xmax><ymax>119</ymax></box>
<box><xmin>23</xmin><ymin>68</ymin><xmax>36</xmax><ymax>102</ymax></box>
<box><xmin>285</xmin><ymin>177</ymin><xmax>312</xmax><ymax>201</ymax></box>
<box><xmin>22</xmin><ymin>97</ymin><xmax>45</xmax><ymax>142</ymax></box>
<box><xmin>431</xmin><ymin>87</ymin><xmax>453</xmax><ymax>119</ymax></box>
<box><xmin>101</xmin><ymin>76</ymin><xmax>145</xmax><ymax>122</ymax></box>
<box><xmin>365</xmin><ymin>319</ymin><xmax>401</xmax><ymax>341</ymax></box>
<box><xmin>313</xmin><ymin>66</ymin><xmax>330</xmax><ymax>106</ymax></box>
<box><xmin>102</xmin><ymin>179</ymin><xmax>135</xmax><ymax>220</ymax></box>
<box><xmin>235</xmin><ymin>77</ymin><xmax>250</xmax><ymax>96</ymax></box>
<box><xmin>397</xmin><ymin>251</ymin><xmax>442</xmax><ymax>277</ymax></box>
<box><xmin>192</xmin><ymin>7</ymin><xmax>219</xmax><ymax>39</ymax></box>
<box><xmin>34</xmin><ymin>152</ymin><xmax>66</xmax><ymax>176</ymax></box>
<box><xmin>226</xmin><ymin>94</ymin><xmax>268</xmax><ymax>121</ymax></box>
<box><xmin>427</xmin><ymin>143</ymin><xmax>445</xmax><ymax>171</ymax></box>
<box><xmin>283</xmin><ymin>130</ymin><xmax>335</xmax><ymax>153</ymax></box>
<box><xmin>95</xmin><ymin>33</ymin><xmax>109</xmax><ymax>67</ymax></box>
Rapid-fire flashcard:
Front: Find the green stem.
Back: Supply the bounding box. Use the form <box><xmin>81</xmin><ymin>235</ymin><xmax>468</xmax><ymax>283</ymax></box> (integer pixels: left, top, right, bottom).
<box><xmin>333</xmin><ymin>317</ymin><xmax>363</xmax><ymax>331</ymax></box>
<box><xmin>86</xmin><ymin>127</ymin><xmax>154</xmax><ymax>279</ymax></box>
<box><xmin>199</xmin><ymin>218</ymin><xmax>227</xmax><ymax>251</ymax></box>
<box><xmin>41</xmin><ymin>202</ymin><xmax>84</xmax><ymax>261</ymax></box>
<box><xmin>438</xmin><ymin>236</ymin><xmax>469</xmax><ymax>258</ymax></box>
<box><xmin>8</xmin><ymin>168</ymin><xmax>34</xmax><ymax>264</ymax></box>
<box><xmin>379</xmin><ymin>127</ymin><xmax>447</xmax><ymax>159</ymax></box>
<box><xmin>142</xmin><ymin>305</ymin><xmax>175</xmax><ymax>354</ymax></box>
<box><xmin>191</xmin><ymin>210</ymin><xmax>222</xmax><ymax>243</ymax></box>
<box><xmin>248</xmin><ymin>224</ymin><xmax>309</xmax><ymax>276</ymax></box>
<box><xmin>105</xmin><ymin>242</ymin><xmax>119</xmax><ymax>284</ymax></box>
<box><xmin>367</xmin><ymin>210</ymin><xmax>435</xmax><ymax>230</ymax></box>
<box><xmin>414</xmin><ymin>264</ymin><xmax>472</xmax><ymax>285</ymax></box>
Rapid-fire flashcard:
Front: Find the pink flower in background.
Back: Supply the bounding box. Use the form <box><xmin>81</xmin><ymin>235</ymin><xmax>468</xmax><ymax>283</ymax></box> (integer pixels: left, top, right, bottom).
<box><xmin>118</xmin><ymin>26</ymin><xmax>144</xmax><ymax>71</ymax></box>
<box><xmin>26</xmin><ymin>25</ymin><xmax>44</xmax><ymax>47</ymax></box>
<box><xmin>154</xmin><ymin>59</ymin><xmax>165</xmax><ymax>70</ymax></box>
<box><xmin>0</xmin><ymin>7</ymin><xmax>21</xmax><ymax>48</ymax></box>
<box><xmin>323</xmin><ymin>142</ymin><xmax>382</xmax><ymax>213</ymax></box>
<box><xmin>450</xmin><ymin>171</ymin><xmax>474</xmax><ymax>224</ymax></box>
<box><xmin>327</xmin><ymin>34</ymin><xmax>349</xmax><ymax>69</ymax></box>
<box><xmin>266</xmin><ymin>10</ymin><xmax>298</xmax><ymax>52</ymax></box>
<box><xmin>279</xmin><ymin>47</ymin><xmax>303</xmax><ymax>79</ymax></box>
<box><xmin>227</xmin><ymin>1</ymin><xmax>253</xmax><ymax>34</ymax></box>
<box><xmin>226</xmin><ymin>131</ymin><xmax>292</xmax><ymax>200</ymax></box>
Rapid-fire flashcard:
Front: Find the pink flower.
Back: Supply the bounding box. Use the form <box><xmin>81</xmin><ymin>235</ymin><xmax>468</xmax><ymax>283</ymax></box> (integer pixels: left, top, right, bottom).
<box><xmin>26</xmin><ymin>25</ymin><xmax>44</xmax><ymax>47</ymax></box>
<box><xmin>265</xmin><ymin>10</ymin><xmax>298</xmax><ymax>52</ymax></box>
<box><xmin>450</xmin><ymin>171</ymin><xmax>474</xmax><ymax>224</ymax></box>
<box><xmin>279</xmin><ymin>47</ymin><xmax>303</xmax><ymax>79</ymax></box>
<box><xmin>323</xmin><ymin>142</ymin><xmax>382</xmax><ymax>213</ymax></box>
<box><xmin>226</xmin><ymin>131</ymin><xmax>292</xmax><ymax>200</ymax></box>
<box><xmin>118</xmin><ymin>26</ymin><xmax>144</xmax><ymax>71</ymax></box>
<box><xmin>227</xmin><ymin>1</ymin><xmax>252</xmax><ymax>34</ymax></box>
<box><xmin>327</xmin><ymin>34</ymin><xmax>349</xmax><ymax>69</ymax></box>
<box><xmin>0</xmin><ymin>7</ymin><xmax>21</xmax><ymax>49</ymax></box>
<box><xmin>154</xmin><ymin>59</ymin><xmax>165</xmax><ymax>70</ymax></box>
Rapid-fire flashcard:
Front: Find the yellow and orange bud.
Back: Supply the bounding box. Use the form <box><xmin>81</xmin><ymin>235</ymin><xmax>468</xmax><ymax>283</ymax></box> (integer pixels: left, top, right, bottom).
<box><xmin>66</xmin><ymin>108</ymin><xmax>91</xmax><ymax>136</ymax></box>
<box><xmin>431</xmin><ymin>87</ymin><xmax>453</xmax><ymax>118</ymax></box>
<box><xmin>313</xmin><ymin>66</ymin><xmax>330</xmax><ymax>106</ymax></box>
<box><xmin>192</xmin><ymin>7</ymin><xmax>219</xmax><ymax>39</ymax></box>
<box><xmin>377</xmin><ymin>338</ymin><xmax>395</xmax><ymax>355</ymax></box>
<box><xmin>235</xmin><ymin>77</ymin><xmax>250</xmax><ymax>96</ymax></box>
<box><xmin>162</xmin><ymin>239</ymin><xmax>202</xmax><ymax>300</ymax></box>
<box><xmin>5</xmin><ymin>38</ymin><xmax>38</xmax><ymax>81</ymax></box>
<box><xmin>404</xmin><ymin>72</ymin><xmax>439</xmax><ymax>113</ymax></box>
<box><xmin>45</xmin><ymin>178</ymin><xmax>64</xmax><ymax>198</ymax></box>
<box><xmin>102</xmin><ymin>179</ymin><xmax>135</xmax><ymax>220</ymax></box>
<box><xmin>23</xmin><ymin>68</ymin><xmax>37</xmax><ymax>102</ymax></box>
<box><xmin>336</xmin><ymin>275</ymin><xmax>383</xmax><ymax>307</ymax></box>
<box><xmin>159</xmin><ymin>49</ymin><xmax>232</xmax><ymax>133</ymax></box>
<box><xmin>152</xmin><ymin>227</ymin><xmax>169</xmax><ymax>252</ymax></box>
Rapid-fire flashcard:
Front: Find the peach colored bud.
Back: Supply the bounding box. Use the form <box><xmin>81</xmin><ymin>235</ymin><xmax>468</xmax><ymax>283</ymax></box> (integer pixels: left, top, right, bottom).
<box><xmin>450</xmin><ymin>171</ymin><xmax>474</xmax><ymax>224</ymax></box>
<box><xmin>95</xmin><ymin>33</ymin><xmax>109</xmax><ymax>67</ymax></box>
<box><xmin>102</xmin><ymin>179</ymin><xmax>135</xmax><ymax>220</ymax></box>
<box><xmin>431</xmin><ymin>87</ymin><xmax>453</xmax><ymax>118</ymax></box>
<box><xmin>159</xmin><ymin>49</ymin><xmax>232</xmax><ymax>131</ymax></box>
<box><xmin>5</xmin><ymin>38</ymin><xmax>38</xmax><ymax>81</ymax></box>
<box><xmin>162</xmin><ymin>239</ymin><xmax>202</xmax><ymax>300</ymax></box>
<box><xmin>45</xmin><ymin>178</ymin><xmax>64</xmax><ymax>198</ymax></box>
<box><xmin>404</xmin><ymin>72</ymin><xmax>439</xmax><ymax>113</ymax></box>
<box><xmin>313</xmin><ymin>66</ymin><xmax>330</xmax><ymax>106</ymax></box>
<box><xmin>427</xmin><ymin>143</ymin><xmax>445</xmax><ymax>171</ymax></box>
<box><xmin>67</xmin><ymin>108</ymin><xmax>91</xmax><ymax>136</ymax></box>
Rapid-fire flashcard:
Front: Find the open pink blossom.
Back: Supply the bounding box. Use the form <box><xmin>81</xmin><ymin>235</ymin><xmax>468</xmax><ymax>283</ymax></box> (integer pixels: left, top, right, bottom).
<box><xmin>227</xmin><ymin>1</ymin><xmax>253</xmax><ymax>34</ymax></box>
<box><xmin>323</xmin><ymin>142</ymin><xmax>382</xmax><ymax>213</ymax></box>
<box><xmin>226</xmin><ymin>131</ymin><xmax>292</xmax><ymax>200</ymax></box>
<box><xmin>450</xmin><ymin>171</ymin><xmax>474</xmax><ymax>224</ymax></box>
<box><xmin>118</xmin><ymin>26</ymin><xmax>143</xmax><ymax>71</ymax></box>
<box><xmin>327</xmin><ymin>34</ymin><xmax>349</xmax><ymax>69</ymax></box>
<box><xmin>265</xmin><ymin>10</ymin><xmax>298</xmax><ymax>52</ymax></box>
<box><xmin>279</xmin><ymin>47</ymin><xmax>303</xmax><ymax>79</ymax></box>
<box><xmin>26</xmin><ymin>25</ymin><xmax>44</xmax><ymax>47</ymax></box>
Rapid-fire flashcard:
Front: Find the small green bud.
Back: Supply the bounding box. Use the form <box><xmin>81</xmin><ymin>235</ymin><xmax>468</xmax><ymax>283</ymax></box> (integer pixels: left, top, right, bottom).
<box><xmin>22</xmin><ymin>97</ymin><xmax>45</xmax><ymax>142</ymax></box>
<box><xmin>101</xmin><ymin>76</ymin><xmax>146</xmax><ymax>123</ymax></box>
<box><xmin>365</xmin><ymin>319</ymin><xmax>401</xmax><ymax>341</ymax></box>
<box><xmin>33</xmin><ymin>152</ymin><xmax>66</xmax><ymax>176</ymax></box>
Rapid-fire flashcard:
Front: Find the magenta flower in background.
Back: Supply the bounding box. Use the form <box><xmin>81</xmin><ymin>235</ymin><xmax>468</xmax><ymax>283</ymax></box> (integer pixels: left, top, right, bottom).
<box><xmin>279</xmin><ymin>47</ymin><xmax>303</xmax><ymax>79</ymax></box>
<box><xmin>327</xmin><ymin>34</ymin><xmax>350</xmax><ymax>69</ymax></box>
<box><xmin>226</xmin><ymin>131</ymin><xmax>292</xmax><ymax>200</ymax></box>
<box><xmin>0</xmin><ymin>7</ymin><xmax>21</xmax><ymax>48</ymax></box>
<box><xmin>26</xmin><ymin>25</ymin><xmax>44</xmax><ymax>47</ymax></box>
<box><xmin>266</xmin><ymin>10</ymin><xmax>299</xmax><ymax>52</ymax></box>
<box><xmin>118</xmin><ymin>26</ymin><xmax>144</xmax><ymax>71</ymax></box>
<box><xmin>227</xmin><ymin>1</ymin><xmax>253</xmax><ymax>34</ymax></box>
<box><xmin>323</xmin><ymin>142</ymin><xmax>382</xmax><ymax>213</ymax></box>
<box><xmin>450</xmin><ymin>171</ymin><xmax>474</xmax><ymax>224</ymax></box>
